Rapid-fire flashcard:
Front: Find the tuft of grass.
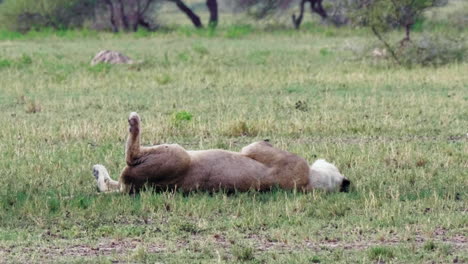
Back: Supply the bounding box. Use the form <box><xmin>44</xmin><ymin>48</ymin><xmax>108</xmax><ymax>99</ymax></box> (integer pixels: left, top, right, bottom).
<box><xmin>423</xmin><ymin>240</ymin><xmax>437</xmax><ymax>251</ymax></box>
<box><xmin>192</xmin><ymin>43</ymin><xmax>209</xmax><ymax>56</ymax></box>
<box><xmin>368</xmin><ymin>246</ymin><xmax>395</xmax><ymax>261</ymax></box>
<box><xmin>0</xmin><ymin>30</ymin><xmax>23</xmax><ymax>40</ymax></box>
<box><xmin>232</xmin><ymin>244</ymin><xmax>255</xmax><ymax>261</ymax></box>
<box><xmin>225</xmin><ymin>121</ymin><xmax>259</xmax><ymax>137</ymax></box>
<box><xmin>310</xmin><ymin>256</ymin><xmax>321</xmax><ymax>263</ymax></box>
<box><xmin>87</xmin><ymin>63</ymin><xmax>112</xmax><ymax>74</ymax></box>
<box><xmin>319</xmin><ymin>48</ymin><xmax>332</xmax><ymax>57</ymax></box>
<box><xmin>25</xmin><ymin>100</ymin><xmax>41</xmax><ymax>114</ymax></box>
<box><xmin>134</xmin><ymin>28</ymin><xmax>151</xmax><ymax>38</ymax></box>
<box><xmin>173</xmin><ymin>111</ymin><xmax>193</xmax><ymax>122</ymax></box>
<box><xmin>131</xmin><ymin>246</ymin><xmax>149</xmax><ymax>263</ymax></box>
<box><xmin>0</xmin><ymin>58</ymin><xmax>12</xmax><ymax>69</ymax></box>
<box><xmin>0</xmin><ymin>54</ymin><xmax>32</xmax><ymax>70</ymax></box>
<box><xmin>156</xmin><ymin>74</ymin><xmax>172</xmax><ymax>85</ymax></box>
<box><xmin>177</xmin><ymin>51</ymin><xmax>191</xmax><ymax>62</ymax></box>
<box><xmin>225</xmin><ymin>24</ymin><xmax>253</xmax><ymax>39</ymax></box>
<box><xmin>47</xmin><ymin>197</ymin><xmax>61</xmax><ymax>213</ymax></box>
<box><xmin>248</xmin><ymin>50</ymin><xmax>270</xmax><ymax>65</ymax></box>
<box><xmin>18</xmin><ymin>54</ymin><xmax>32</xmax><ymax>66</ymax></box>
<box><xmin>172</xmin><ymin>111</ymin><xmax>193</xmax><ymax>126</ymax></box>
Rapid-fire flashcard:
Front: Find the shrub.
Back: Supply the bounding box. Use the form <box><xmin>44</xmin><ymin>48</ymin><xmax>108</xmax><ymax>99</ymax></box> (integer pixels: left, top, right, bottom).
<box><xmin>424</xmin><ymin>0</ymin><xmax>468</xmax><ymax>31</ymax></box>
<box><xmin>172</xmin><ymin>111</ymin><xmax>193</xmax><ymax>126</ymax></box>
<box><xmin>0</xmin><ymin>0</ymin><xmax>98</xmax><ymax>32</ymax></box>
<box><xmin>399</xmin><ymin>34</ymin><xmax>466</xmax><ymax>67</ymax></box>
<box><xmin>0</xmin><ymin>59</ymin><xmax>12</xmax><ymax>69</ymax></box>
<box><xmin>0</xmin><ymin>54</ymin><xmax>33</xmax><ymax>70</ymax></box>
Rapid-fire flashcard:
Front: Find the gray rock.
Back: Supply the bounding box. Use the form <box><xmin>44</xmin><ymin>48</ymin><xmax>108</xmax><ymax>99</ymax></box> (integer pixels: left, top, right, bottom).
<box><xmin>91</xmin><ymin>50</ymin><xmax>133</xmax><ymax>66</ymax></box>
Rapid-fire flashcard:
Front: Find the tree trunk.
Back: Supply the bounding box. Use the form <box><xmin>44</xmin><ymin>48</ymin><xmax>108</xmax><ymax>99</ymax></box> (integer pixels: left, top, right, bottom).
<box><xmin>118</xmin><ymin>0</ymin><xmax>130</xmax><ymax>31</ymax></box>
<box><xmin>130</xmin><ymin>0</ymin><xmax>140</xmax><ymax>32</ymax></box>
<box><xmin>138</xmin><ymin>17</ymin><xmax>152</xmax><ymax>30</ymax></box>
<box><xmin>371</xmin><ymin>26</ymin><xmax>401</xmax><ymax>65</ymax></box>
<box><xmin>206</xmin><ymin>0</ymin><xmax>218</xmax><ymax>28</ymax></box>
<box><xmin>292</xmin><ymin>0</ymin><xmax>306</xmax><ymax>29</ymax></box>
<box><xmin>292</xmin><ymin>0</ymin><xmax>328</xmax><ymax>29</ymax></box>
<box><xmin>104</xmin><ymin>0</ymin><xmax>119</xmax><ymax>32</ymax></box>
<box><xmin>400</xmin><ymin>24</ymin><xmax>412</xmax><ymax>46</ymax></box>
<box><xmin>172</xmin><ymin>0</ymin><xmax>203</xmax><ymax>28</ymax></box>
<box><xmin>134</xmin><ymin>0</ymin><xmax>156</xmax><ymax>31</ymax></box>
<box><xmin>310</xmin><ymin>0</ymin><xmax>327</xmax><ymax>19</ymax></box>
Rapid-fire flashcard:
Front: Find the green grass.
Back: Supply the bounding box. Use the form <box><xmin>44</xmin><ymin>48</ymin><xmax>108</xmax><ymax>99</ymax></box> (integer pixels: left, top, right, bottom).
<box><xmin>0</xmin><ymin>24</ymin><xmax>467</xmax><ymax>263</ymax></box>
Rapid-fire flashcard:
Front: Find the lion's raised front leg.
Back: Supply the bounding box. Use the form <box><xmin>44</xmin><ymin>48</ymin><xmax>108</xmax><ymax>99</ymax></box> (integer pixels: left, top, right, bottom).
<box><xmin>126</xmin><ymin>112</ymin><xmax>141</xmax><ymax>166</ymax></box>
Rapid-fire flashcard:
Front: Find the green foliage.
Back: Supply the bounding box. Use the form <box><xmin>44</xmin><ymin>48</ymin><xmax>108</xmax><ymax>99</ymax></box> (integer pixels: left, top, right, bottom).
<box><xmin>225</xmin><ymin>24</ymin><xmax>253</xmax><ymax>39</ymax></box>
<box><xmin>18</xmin><ymin>54</ymin><xmax>32</xmax><ymax>65</ymax></box>
<box><xmin>192</xmin><ymin>43</ymin><xmax>210</xmax><ymax>56</ymax></box>
<box><xmin>423</xmin><ymin>240</ymin><xmax>437</xmax><ymax>251</ymax></box>
<box><xmin>173</xmin><ymin>111</ymin><xmax>193</xmax><ymax>124</ymax></box>
<box><xmin>353</xmin><ymin>0</ymin><xmax>447</xmax><ymax>32</ymax></box>
<box><xmin>399</xmin><ymin>34</ymin><xmax>466</xmax><ymax>67</ymax></box>
<box><xmin>310</xmin><ymin>256</ymin><xmax>321</xmax><ymax>263</ymax></box>
<box><xmin>87</xmin><ymin>63</ymin><xmax>111</xmax><ymax>74</ymax></box>
<box><xmin>47</xmin><ymin>196</ymin><xmax>61</xmax><ymax>213</ymax></box>
<box><xmin>0</xmin><ymin>54</ymin><xmax>33</xmax><ymax>70</ymax></box>
<box><xmin>319</xmin><ymin>48</ymin><xmax>332</xmax><ymax>57</ymax></box>
<box><xmin>0</xmin><ymin>59</ymin><xmax>12</xmax><ymax>69</ymax></box>
<box><xmin>0</xmin><ymin>30</ymin><xmax>23</xmax><ymax>40</ymax></box>
<box><xmin>350</xmin><ymin>0</ymin><xmax>460</xmax><ymax>67</ymax></box>
<box><xmin>368</xmin><ymin>246</ymin><xmax>394</xmax><ymax>260</ymax></box>
<box><xmin>0</xmin><ymin>0</ymin><xmax>98</xmax><ymax>32</ymax></box>
<box><xmin>134</xmin><ymin>27</ymin><xmax>151</xmax><ymax>38</ymax></box>
<box><xmin>232</xmin><ymin>244</ymin><xmax>255</xmax><ymax>261</ymax></box>
<box><xmin>155</xmin><ymin>74</ymin><xmax>172</xmax><ymax>85</ymax></box>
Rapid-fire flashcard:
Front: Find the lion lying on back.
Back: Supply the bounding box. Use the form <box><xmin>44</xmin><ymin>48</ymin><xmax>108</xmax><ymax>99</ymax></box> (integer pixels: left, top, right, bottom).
<box><xmin>92</xmin><ymin>112</ymin><xmax>350</xmax><ymax>194</ymax></box>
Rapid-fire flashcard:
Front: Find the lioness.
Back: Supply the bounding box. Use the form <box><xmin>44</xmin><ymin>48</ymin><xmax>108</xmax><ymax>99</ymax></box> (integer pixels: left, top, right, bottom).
<box><xmin>93</xmin><ymin>112</ymin><xmax>350</xmax><ymax>194</ymax></box>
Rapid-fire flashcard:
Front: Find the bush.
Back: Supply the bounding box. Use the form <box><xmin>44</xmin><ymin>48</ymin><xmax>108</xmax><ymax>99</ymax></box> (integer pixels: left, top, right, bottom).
<box><xmin>399</xmin><ymin>34</ymin><xmax>466</xmax><ymax>67</ymax></box>
<box><xmin>172</xmin><ymin>111</ymin><xmax>193</xmax><ymax>126</ymax></box>
<box><xmin>0</xmin><ymin>0</ymin><xmax>98</xmax><ymax>32</ymax></box>
<box><xmin>425</xmin><ymin>0</ymin><xmax>468</xmax><ymax>31</ymax></box>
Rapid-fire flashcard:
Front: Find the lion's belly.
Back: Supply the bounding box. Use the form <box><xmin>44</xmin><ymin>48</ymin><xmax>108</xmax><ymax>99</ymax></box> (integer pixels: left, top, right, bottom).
<box><xmin>178</xmin><ymin>150</ymin><xmax>276</xmax><ymax>192</ymax></box>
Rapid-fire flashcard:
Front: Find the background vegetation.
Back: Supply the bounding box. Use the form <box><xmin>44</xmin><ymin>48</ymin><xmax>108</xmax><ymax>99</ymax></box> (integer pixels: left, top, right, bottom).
<box><xmin>0</xmin><ymin>0</ymin><xmax>467</xmax><ymax>263</ymax></box>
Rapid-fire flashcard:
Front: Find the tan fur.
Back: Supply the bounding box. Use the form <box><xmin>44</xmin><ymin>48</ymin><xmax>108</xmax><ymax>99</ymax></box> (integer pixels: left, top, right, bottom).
<box><xmin>95</xmin><ymin>112</ymin><xmax>336</xmax><ymax>194</ymax></box>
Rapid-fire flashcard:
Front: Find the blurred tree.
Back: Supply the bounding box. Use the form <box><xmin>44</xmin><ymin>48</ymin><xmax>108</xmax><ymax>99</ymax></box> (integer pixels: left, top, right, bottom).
<box><xmin>292</xmin><ymin>0</ymin><xmax>327</xmax><ymax>29</ymax></box>
<box><xmin>0</xmin><ymin>0</ymin><xmax>218</xmax><ymax>32</ymax></box>
<box><xmin>206</xmin><ymin>0</ymin><xmax>218</xmax><ymax>27</ymax></box>
<box><xmin>167</xmin><ymin>0</ymin><xmax>218</xmax><ymax>28</ymax></box>
<box><xmin>102</xmin><ymin>0</ymin><xmax>220</xmax><ymax>31</ymax></box>
<box><xmin>168</xmin><ymin>0</ymin><xmax>202</xmax><ymax>28</ymax></box>
<box><xmin>357</xmin><ymin>0</ymin><xmax>447</xmax><ymax>43</ymax></box>
<box><xmin>102</xmin><ymin>0</ymin><xmax>160</xmax><ymax>32</ymax></box>
<box><xmin>353</xmin><ymin>0</ymin><xmax>448</xmax><ymax>64</ymax></box>
<box><xmin>0</xmin><ymin>0</ymin><xmax>99</xmax><ymax>32</ymax></box>
<box><xmin>234</xmin><ymin>0</ymin><xmax>328</xmax><ymax>29</ymax></box>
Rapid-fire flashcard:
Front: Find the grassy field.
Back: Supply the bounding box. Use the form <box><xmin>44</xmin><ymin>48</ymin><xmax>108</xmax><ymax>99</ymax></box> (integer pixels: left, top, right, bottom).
<box><xmin>0</xmin><ymin>20</ymin><xmax>467</xmax><ymax>263</ymax></box>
